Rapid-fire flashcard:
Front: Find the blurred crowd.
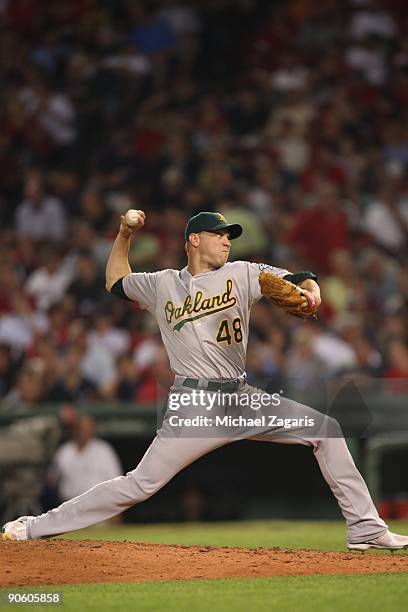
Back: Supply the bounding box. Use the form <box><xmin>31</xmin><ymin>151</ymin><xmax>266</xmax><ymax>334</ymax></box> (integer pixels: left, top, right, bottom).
<box><xmin>0</xmin><ymin>0</ymin><xmax>408</xmax><ymax>411</ymax></box>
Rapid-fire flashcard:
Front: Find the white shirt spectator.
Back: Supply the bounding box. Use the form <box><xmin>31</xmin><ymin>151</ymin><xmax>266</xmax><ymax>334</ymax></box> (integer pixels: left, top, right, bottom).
<box><xmin>0</xmin><ymin>311</ymin><xmax>47</xmax><ymax>351</ymax></box>
<box><xmin>102</xmin><ymin>52</ymin><xmax>150</xmax><ymax>75</ymax></box>
<box><xmin>88</xmin><ymin>328</ymin><xmax>131</xmax><ymax>358</ymax></box>
<box><xmin>271</xmin><ymin>67</ymin><xmax>308</xmax><ymax>92</ymax></box>
<box><xmin>364</xmin><ymin>200</ymin><xmax>408</xmax><ymax>251</ymax></box>
<box><xmin>345</xmin><ymin>46</ymin><xmax>386</xmax><ymax>85</ymax></box>
<box><xmin>133</xmin><ymin>337</ymin><xmax>160</xmax><ymax>370</ymax></box>
<box><xmin>312</xmin><ymin>333</ymin><xmax>357</xmax><ymax>374</ymax></box>
<box><xmin>25</xmin><ymin>264</ymin><xmax>73</xmax><ymax>310</ymax></box>
<box><xmin>40</xmin><ymin>93</ymin><xmax>77</xmax><ymax>145</ymax></box>
<box><xmin>19</xmin><ymin>88</ymin><xmax>76</xmax><ymax>145</ymax></box>
<box><xmin>349</xmin><ymin>9</ymin><xmax>397</xmax><ymax>40</ymax></box>
<box><xmin>82</xmin><ymin>341</ymin><xmax>116</xmax><ymax>390</ymax></box>
<box><xmin>53</xmin><ymin>438</ymin><xmax>122</xmax><ymax>500</ymax></box>
<box><xmin>275</xmin><ymin>137</ymin><xmax>309</xmax><ymax>173</ymax></box>
<box><xmin>15</xmin><ymin>196</ymin><xmax>66</xmax><ymax>242</ymax></box>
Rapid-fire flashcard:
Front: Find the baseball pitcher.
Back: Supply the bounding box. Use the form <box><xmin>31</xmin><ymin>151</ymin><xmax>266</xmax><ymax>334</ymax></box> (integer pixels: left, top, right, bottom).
<box><xmin>3</xmin><ymin>211</ymin><xmax>408</xmax><ymax>551</ymax></box>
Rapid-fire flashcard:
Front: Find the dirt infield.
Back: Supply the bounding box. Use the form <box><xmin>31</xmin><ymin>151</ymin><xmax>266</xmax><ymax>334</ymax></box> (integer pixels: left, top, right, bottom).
<box><xmin>1</xmin><ymin>540</ymin><xmax>408</xmax><ymax>586</ymax></box>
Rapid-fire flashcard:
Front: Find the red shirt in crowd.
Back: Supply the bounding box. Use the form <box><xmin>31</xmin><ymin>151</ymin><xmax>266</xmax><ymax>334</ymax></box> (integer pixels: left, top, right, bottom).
<box><xmin>287</xmin><ymin>206</ymin><xmax>350</xmax><ymax>274</ymax></box>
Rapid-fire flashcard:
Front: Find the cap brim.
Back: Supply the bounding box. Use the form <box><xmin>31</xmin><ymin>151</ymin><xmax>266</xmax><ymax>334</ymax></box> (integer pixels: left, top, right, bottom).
<box><xmin>212</xmin><ymin>222</ymin><xmax>243</xmax><ymax>240</ymax></box>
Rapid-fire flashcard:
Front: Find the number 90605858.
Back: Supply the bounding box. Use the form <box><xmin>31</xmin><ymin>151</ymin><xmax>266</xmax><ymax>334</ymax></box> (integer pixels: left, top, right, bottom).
<box><xmin>3</xmin><ymin>592</ymin><xmax>62</xmax><ymax>605</ymax></box>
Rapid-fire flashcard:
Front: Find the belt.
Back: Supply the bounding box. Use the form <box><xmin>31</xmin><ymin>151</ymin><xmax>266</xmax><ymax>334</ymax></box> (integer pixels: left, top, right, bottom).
<box><xmin>182</xmin><ymin>377</ymin><xmax>241</xmax><ymax>393</ymax></box>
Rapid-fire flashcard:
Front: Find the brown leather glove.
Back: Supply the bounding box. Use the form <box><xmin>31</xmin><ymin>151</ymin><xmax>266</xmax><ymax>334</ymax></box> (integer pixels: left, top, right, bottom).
<box><xmin>259</xmin><ymin>272</ymin><xmax>319</xmax><ymax>319</ymax></box>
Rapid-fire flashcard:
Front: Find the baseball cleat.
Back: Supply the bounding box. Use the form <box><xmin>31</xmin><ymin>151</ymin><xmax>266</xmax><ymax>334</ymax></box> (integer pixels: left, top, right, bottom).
<box><xmin>1</xmin><ymin>516</ymin><xmax>32</xmax><ymax>541</ymax></box>
<box><xmin>348</xmin><ymin>530</ymin><xmax>408</xmax><ymax>551</ymax></box>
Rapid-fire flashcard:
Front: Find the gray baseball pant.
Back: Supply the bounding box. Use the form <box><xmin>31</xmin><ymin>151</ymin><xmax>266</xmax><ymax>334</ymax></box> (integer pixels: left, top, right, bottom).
<box><xmin>28</xmin><ymin>384</ymin><xmax>387</xmax><ymax>543</ymax></box>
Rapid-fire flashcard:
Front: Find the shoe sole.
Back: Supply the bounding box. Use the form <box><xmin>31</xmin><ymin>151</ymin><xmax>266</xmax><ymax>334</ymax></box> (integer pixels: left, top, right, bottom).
<box><xmin>348</xmin><ymin>543</ymin><xmax>408</xmax><ymax>551</ymax></box>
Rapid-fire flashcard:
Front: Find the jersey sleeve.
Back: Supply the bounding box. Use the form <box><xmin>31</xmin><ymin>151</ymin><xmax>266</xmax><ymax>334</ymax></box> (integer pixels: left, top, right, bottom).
<box><xmin>122</xmin><ymin>272</ymin><xmax>158</xmax><ymax>310</ymax></box>
<box><xmin>247</xmin><ymin>262</ymin><xmax>291</xmax><ymax>305</ymax></box>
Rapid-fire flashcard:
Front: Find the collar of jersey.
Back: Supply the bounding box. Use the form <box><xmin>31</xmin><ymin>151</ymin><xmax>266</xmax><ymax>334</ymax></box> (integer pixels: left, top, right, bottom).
<box><xmin>180</xmin><ymin>266</ymin><xmax>224</xmax><ymax>283</ymax></box>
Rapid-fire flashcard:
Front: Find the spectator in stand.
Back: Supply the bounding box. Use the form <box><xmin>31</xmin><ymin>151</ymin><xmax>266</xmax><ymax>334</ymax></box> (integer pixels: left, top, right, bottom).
<box><xmin>352</xmin><ymin>337</ymin><xmax>383</xmax><ymax>377</ymax></box>
<box><xmin>349</xmin><ymin>1</ymin><xmax>398</xmax><ymax>41</ymax></box>
<box><xmin>50</xmin><ymin>414</ymin><xmax>122</xmax><ymax>502</ymax></box>
<box><xmin>30</xmin><ymin>337</ymin><xmax>62</xmax><ymax>395</ymax></box>
<box><xmin>270</xmin><ymin>53</ymin><xmax>309</xmax><ymax>93</ymax></box>
<box><xmin>45</xmin><ymin>303</ymin><xmax>71</xmax><ymax>350</ymax></box>
<box><xmin>359</xmin><ymin>249</ymin><xmax>399</xmax><ymax>314</ymax></box>
<box><xmin>321</xmin><ymin>250</ymin><xmax>357</xmax><ymax>319</ymax></box>
<box><xmin>228</xmin><ymin>89</ymin><xmax>268</xmax><ymax>139</ymax></box>
<box><xmin>67</xmin><ymin>253</ymin><xmax>105</xmax><ymax>317</ymax></box>
<box><xmin>285</xmin><ymin>327</ymin><xmax>328</xmax><ymax>398</ymax></box>
<box><xmin>286</xmin><ymin>180</ymin><xmax>351</xmax><ymax>274</ymax></box>
<box><xmin>303</xmin><ymin>322</ymin><xmax>358</xmax><ymax>376</ymax></box>
<box><xmin>15</xmin><ymin>171</ymin><xmax>66</xmax><ymax>242</ymax></box>
<box><xmin>80</xmin><ymin>190</ymin><xmax>110</xmax><ymax>234</ymax></box>
<box><xmin>158</xmin><ymin>0</ymin><xmax>201</xmax><ymax>76</ymax></box>
<box><xmin>0</xmin><ymin>293</ymin><xmax>47</xmax><ymax>352</ymax></box>
<box><xmin>136</xmin><ymin>345</ymin><xmax>173</xmax><ymax>403</ymax></box>
<box><xmin>3</xmin><ymin>358</ymin><xmax>47</xmax><ymax>412</ymax></box>
<box><xmin>65</xmin><ymin>318</ymin><xmax>116</xmax><ymax>399</ymax></box>
<box><xmin>88</xmin><ymin>310</ymin><xmax>130</xmax><ymax>359</ymax></box>
<box><xmin>272</xmin><ymin>117</ymin><xmax>310</xmax><ymax>190</ymax></box>
<box><xmin>245</xmin><ymin>156</ymin><xmax>275</xmax><ymax>215</ymax></box>
<box><xmin>345</xmin><ymin>36</ymin><xmax>389</xmax><ymax>86</ymax></box>
<box><xmin>25</xmin><ymin>245</ymin><xmax>73</xmax><ymax>311</ymax></box>
<box><xmin>46</xmin><ymin>344</ymin><xmax>97</xmax><ymax>403</ymax></box>
<box><xmin>105</xmin><ymin>353</ymin><xmax>141</xmax><ymax>402</ymax></box>
<box><xmin>384</xmin><ymin>340</ymin><xmax>408</xmax><ymax>380</ymax></box>
<box><xmin>377</xmin><ymin>314</ymin><xmax>408</xmax><ymax>355</ymax></box>
<box><xmin>19</xmin><ymin>77</ymin><xmax>77</xmax><ymax>154</ymax></box>
<box><xmin>128</xmin><ymin>1</ymin><xmax>176</xmax><ymax>90</ymax></box>
<box><xmin>363</xmin><ymin>185</ymin><xmax>408</xmax><ymax>256</ymax></box>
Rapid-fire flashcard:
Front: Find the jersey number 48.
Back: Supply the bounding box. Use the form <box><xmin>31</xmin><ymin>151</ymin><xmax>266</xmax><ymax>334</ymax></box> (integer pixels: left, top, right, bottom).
<box><xmin>216</xmin><ymin>317</ymin><xmax>243</xmax><ymax>345</ymax></box>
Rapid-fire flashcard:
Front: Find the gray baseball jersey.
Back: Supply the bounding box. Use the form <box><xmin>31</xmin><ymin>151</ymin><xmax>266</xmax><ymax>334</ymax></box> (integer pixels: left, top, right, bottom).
<box><xmin>122</xmin><ymin>261</ymin><xmax>289</xmax><ymax>378</ymax></box>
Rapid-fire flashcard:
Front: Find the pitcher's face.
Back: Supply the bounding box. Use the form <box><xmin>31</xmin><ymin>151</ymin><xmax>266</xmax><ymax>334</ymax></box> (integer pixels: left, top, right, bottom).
<box><xmin>195</xmin><ymin>230</ymin><xmax>231</xmax><ymax>268</ymax></box>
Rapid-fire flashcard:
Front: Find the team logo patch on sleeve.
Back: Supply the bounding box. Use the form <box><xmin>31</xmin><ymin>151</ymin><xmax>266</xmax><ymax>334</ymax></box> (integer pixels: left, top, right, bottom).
<box><xmin>258</xmin><ymin>263</ymin><xmax>279</xmax><ymax>273</ymax></box>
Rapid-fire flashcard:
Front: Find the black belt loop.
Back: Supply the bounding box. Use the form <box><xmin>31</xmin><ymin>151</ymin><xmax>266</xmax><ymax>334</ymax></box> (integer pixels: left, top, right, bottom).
<box><xmin>183</xmin><ymin>377</ymin><xmax>199</xmax><ymax>389</ymax></box>
<box><xmin>182</xmin><ymin>378</ymin><xmax>240</xmax><ymax>393</ymax></box>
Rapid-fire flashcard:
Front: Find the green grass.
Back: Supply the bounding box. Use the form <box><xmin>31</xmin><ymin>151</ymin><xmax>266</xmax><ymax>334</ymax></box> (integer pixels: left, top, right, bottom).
<box><xmin>1</xmin><ymin>575</ymin><xmax>408</xmax><ymax>612</ymax></box>
<box><xmin>60</xmin><ymin>519</ymin><xmax>408</xmax><ymax>553</ymax></box>
<box><xmin>2</xmin><ymin>521</ymin><xmax>408</xmax><ymax>611</ymax></box>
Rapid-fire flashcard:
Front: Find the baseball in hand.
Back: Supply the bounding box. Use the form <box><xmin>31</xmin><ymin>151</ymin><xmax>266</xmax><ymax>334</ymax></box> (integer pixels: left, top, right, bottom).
<box><xmin>125</xmin><ymin>209</ymin><xmax>143</xmax><ymax>228</ymax></box>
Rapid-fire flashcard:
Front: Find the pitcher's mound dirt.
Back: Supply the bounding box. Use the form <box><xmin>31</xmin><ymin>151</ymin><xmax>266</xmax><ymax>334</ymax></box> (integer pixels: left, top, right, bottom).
<box><xmin>1</xmin><ymin>540</ymin><xmax>408</xmax><ymax>586</ymax></box>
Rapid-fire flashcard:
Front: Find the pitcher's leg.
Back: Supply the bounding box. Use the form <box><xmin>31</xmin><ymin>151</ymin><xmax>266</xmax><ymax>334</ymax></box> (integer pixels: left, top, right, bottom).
<box><xmin>29</xmin><ymin>434</ymin><xmax>229</xmax><ymax>539</ymax></box>
<box><xmin>310</xmin><ymin>430</ymin><xmax>387</xmax><ymax>543</ymax></box>
<box><xmin>246</xmin><ymin>390</ymin><xmax>387</xmax><ymax>543</ymax></box>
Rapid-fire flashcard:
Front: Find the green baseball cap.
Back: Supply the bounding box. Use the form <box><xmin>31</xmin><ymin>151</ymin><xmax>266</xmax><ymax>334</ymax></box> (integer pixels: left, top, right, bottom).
<box><xmin>185</xmin><ymin>212</ymin><xmax>243</xmax><ymax>241</ymax></box>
